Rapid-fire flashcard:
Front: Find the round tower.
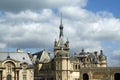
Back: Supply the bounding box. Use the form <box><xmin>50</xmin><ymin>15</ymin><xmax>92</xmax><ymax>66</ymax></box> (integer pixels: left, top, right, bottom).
<box><xmin>54</xmin><ymin>14</ymin><xmax>70</xmax><ymax>80</ymax></box>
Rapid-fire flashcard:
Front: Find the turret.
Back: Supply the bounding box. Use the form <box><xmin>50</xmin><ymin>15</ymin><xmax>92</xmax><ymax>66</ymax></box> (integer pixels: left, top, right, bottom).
<box><xmin>54</xmin><ymin>14</ymin><xmax>69</xmax><ymax>57</ymax></box>
<box><xmin>54</xmin><ymin>15</ymin><xmax>70</xmax><ymax>80</ymax></box>
<box><xmin>99</xmin><ymin>50</ymin><xmax>107</xmax><ymax>67</ymax></box>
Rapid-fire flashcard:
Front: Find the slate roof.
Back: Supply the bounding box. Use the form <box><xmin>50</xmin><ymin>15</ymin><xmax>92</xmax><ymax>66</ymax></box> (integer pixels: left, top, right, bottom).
<box><xmin>33</xmin><ymin>51</ymin><xmax>43</xmax><ymax>59</ymax></box>
<box><xmin>0</xmin><ymin>52</ymin><xmax>33</xmax><ymax>66</ymax></box>
<box><xmin>32</xmin><ymin>50</ymin><xmax>51</xmax><ymax>63</ymax></box>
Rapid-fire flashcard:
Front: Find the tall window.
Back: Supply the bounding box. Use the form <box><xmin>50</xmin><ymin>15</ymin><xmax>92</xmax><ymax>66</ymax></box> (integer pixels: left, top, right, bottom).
<box><xmin>0</xmin><ymin>71</ymin><xmax>2</xmax><ymax>80</ymax></box>
<box><xmin>7</xmin><ymin>75</ymin><xmax>11</xmax><ymax>80</ymax></box>
<box><xmin>7</xmin><ymin>64</ymin><xmax>11</xmax><ymax>74</ymax></box>
<box><xmin>23</xmin><ymin>75</ymin><xmax>26</xmax><ymax>80</ymax></box>
<box><xmin>75</xmin><ymin>65</ymin><xmax>77</xmax><ymax>70</ymax></box>
<box><xmin>83</xmin><ymin>73</ymin><xmax>89</xmax><ymax>80</ymax></box>
<box><xmin>114</xmin><ymin>73</ymin><xmax>120</xmax><ymax>80</ymax></box>
<box><xmin>22</xmin><ymin>64</ymin><xmax>27</xmax><ymax>75</ymax></box>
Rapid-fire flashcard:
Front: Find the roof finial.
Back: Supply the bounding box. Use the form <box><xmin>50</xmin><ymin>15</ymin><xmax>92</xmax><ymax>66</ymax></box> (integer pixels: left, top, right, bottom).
<box><xmin>61</xmin><ymin>13</ymin><xmax>62</xmax><ymax>25</ymax></box>
<box><xmin>59</xmin><ymin>13</ymin><xmax>64</xmax><ymax>38</ymax></box>
<box><xmin>7</xmin><ymin>52</ymin><xmax>10</xmax><ymax>58</ymax></box>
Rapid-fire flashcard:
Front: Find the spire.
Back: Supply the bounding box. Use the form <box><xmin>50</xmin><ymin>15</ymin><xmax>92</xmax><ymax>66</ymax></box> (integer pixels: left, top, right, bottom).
<box><xmin>60</xmin><ymin>13</ymin><xmax>62</xmax><ymax>25</ymax></box>
<box><xmin>54</xmin><ymin>13</ymin><xmax>70</xmax><ymax>54</ymax></box>
<box><xmin>59</xmin><ymin>13</ymin><xmax>64</xmax><ymax>38</ymax></box>
<box><xmin>7</xmin><ymin>52</ymin><xmax>10</xmax><ymax>58</ymax></box>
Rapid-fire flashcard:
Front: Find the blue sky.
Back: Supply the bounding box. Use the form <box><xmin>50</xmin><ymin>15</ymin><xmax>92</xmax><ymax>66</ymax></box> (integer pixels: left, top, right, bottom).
<box><xmin>85</xmin><ymin>0</ymin><xmax>120</xmax><ymax>66</ymax></box>
<box><xmin>0</xmin><ymin>0</ymin><xmax>120</xmax><ymax>67</ymax></box>
<box><xmin>86</xmin><ymin>0</ymin><xmax>120</xmax><ymax>18</ymax></box>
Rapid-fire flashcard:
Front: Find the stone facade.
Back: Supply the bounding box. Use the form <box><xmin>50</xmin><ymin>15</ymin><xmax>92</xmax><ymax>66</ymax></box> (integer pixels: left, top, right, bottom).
<box><xmin>0</xmin><ymin>50</ymin><xmax>34</xmax><ymax>80</ymax></box>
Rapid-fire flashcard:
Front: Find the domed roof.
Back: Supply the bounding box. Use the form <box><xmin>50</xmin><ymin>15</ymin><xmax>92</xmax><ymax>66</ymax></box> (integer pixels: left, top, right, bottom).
<box><xmin>99</xmin><ymin>50</ymin><xmax>106</xmax><ymax>60</ymax></box>
<box><xmin>56</xmin><ymin>49</ymin><xmax>69</xmax><ymax>57</ymax></box>
<box><xmin>99</xmin><ymin>54</ymin><xmax>106</xmax><ymax>60</ymax></box>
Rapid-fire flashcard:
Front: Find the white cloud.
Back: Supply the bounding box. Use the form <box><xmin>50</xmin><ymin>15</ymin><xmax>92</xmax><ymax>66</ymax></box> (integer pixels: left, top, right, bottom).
<box><xmin>0</xmin><ymin>0</ymin><xmax>120</xmax><ymax>66</ymax></box>
<box><xmin>109</xmin><ymin>59</ymin><xmax>120</xmax><ymax>67</ymax></box>
<box><xmin>0</xmin><ymin>10</ymin><xmax>60</xmax><ymax>50</ymax></box>
<box><xmin>0</xmin><ymin>0</ymin><xmax>87</xmax><ymax>12</ymax></box>
<box><xmin>112</xmin><ymin>50</ymin><xmax>120</xmax><ymax>59</ymax></box>
<box><xmin>60</xmin><ymin>6</ymin><xmax>94</xmax><ymax>21</ymax></box>
<box><xmin>114</xmin><ymin>50</ymin><xmax>120</xmax><ymax>55</ymax></box>
<box><xmin>84</xmin><ymin>18</ymin><xmax>120</xmax><ymax>41</ymax></box>
<box><xmin>0</xmin><ymin>43</ymin><xmax>6</xmax><ymax>50</ymax></box>
<box><xmin>1</xmin><ymin>8</ymin><xmax>120</xmax><ymax>50</ymax></box>
<box><xmin>70</xmin><ymin>39</ymin><xmax>102</xmax><ymax>53</ymax></box>
<box><xmin>107</xmin><ymin>50</ymin><xmax>120</xmax><ymax>67</ymax></box>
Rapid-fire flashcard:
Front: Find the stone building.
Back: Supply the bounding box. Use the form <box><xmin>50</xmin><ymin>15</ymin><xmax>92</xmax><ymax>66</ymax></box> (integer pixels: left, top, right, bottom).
<box><xmin>0</xmin><ymin>18</ymin><xmax>120</xmax><ymax>80</ymax></box>
<box><xmin>32</xmin><ymin>18</ymin><xmax>120</xmax><ymax>80</ymax></box>
<box><xmin>0</xmin><ymin>49</ymin><xmax>34</xmax><ymax>80</ymax></box>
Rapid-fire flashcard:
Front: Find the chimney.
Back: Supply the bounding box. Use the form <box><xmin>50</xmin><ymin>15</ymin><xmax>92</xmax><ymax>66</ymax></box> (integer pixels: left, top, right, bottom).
<box><xmin>94</xmin><ymin>51</ymin><xmax>98</xmax><ymax>56</ymax></box>
<box><xmin>48</xmin><ymin>52</ymin><xmax>50</xmax><ymax>56</ymax></box>
<box><xmin>17</xmin><ymin>48</ymin><xmax>22</xmax><ymax>52</ymax></box>
<box><xmin>100</xmin><ymin>50</ymin><xmax>103</xmax><ymax>55</ymax></box>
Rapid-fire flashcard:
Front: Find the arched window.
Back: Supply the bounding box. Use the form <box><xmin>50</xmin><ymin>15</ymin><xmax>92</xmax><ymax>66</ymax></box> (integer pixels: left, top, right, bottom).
<box><xmin>75</xmin><ymin>64</ymin><xmax>77</xmax><ymax>70</ymax></box>
<box><xmin>7</xmin><ymin>75</ymin><xmax>11</xmax><ymax>80</ymax></box>
<box><xmin>78</xmin><ymin>65</ymin><xmax>80</xmax><ymax>70</ymax></box>
<box><xmin>4</xmin><ymin>61</ymin><xmax>15</xmax><ymax>75</ymax></box>
<box><xmin>0</xmin><ymin>71</ymin><xmax>2</xmax><ymax>80</ymax></box>
<box><xmin>83</xmin><ymin>73</ymin><xmax>89</xmax><ymax>80</ymax></box>
<box><xmin>7</xmin><ymin>64</ymin><xmax>11</xmax><ymax>74</ymax></box>
<box><xmin>23</xmin><ymin>75</ymin><xmax>26</xmax><ymax>80</ymax></box>
<box><xmin>114</xmin><ymin>73</ymin><xmax>120</xmax><ymax>80</ymax></box>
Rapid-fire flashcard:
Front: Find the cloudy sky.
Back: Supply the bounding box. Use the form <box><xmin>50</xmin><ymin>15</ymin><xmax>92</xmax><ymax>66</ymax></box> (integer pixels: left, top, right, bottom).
<box><xmin>0</xmin><ymin>0</ymin><xmax>120</xmax><ymax>67</ymax></box>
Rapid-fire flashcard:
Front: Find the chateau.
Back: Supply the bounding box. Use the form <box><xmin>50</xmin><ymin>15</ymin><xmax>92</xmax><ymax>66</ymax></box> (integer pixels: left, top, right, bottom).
<box><xmin>0</xmin><ymin>49</ymin><xmax>34</xmax><ymax>80</ymax></box>
<box><xmin>0</xmin><ymin>18</ymin><xmax>120</xmax><ymax>80</ymax></box>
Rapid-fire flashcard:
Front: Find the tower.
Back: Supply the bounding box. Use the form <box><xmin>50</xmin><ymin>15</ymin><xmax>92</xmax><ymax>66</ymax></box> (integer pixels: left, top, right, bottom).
<box><xmin>54</xmin><ymin>15</ymin><xmax>70</xmax><ymax>80</ymax></box>
<box><xmin>54</xmin><ymin>14</ymin><xmax>69</xmax><ymax>55</ymax></box>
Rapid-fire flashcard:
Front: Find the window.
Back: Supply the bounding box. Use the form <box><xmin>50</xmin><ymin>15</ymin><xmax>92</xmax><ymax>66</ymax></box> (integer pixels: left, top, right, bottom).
<box><xmin>78</xmin><ymin>65</ymin><xmax>80</xmax><ymax>70</ymax></box>
<box><xmin>22</xmin><ymin>64</ymin><xmax>27</xmax><ymax>75</ymax></box>
<box><xmin>7</xmin><ymin>75</ymin><xmax>11</xmax><ymax>80</ymax></box>
<box><xmin>75</xmin><ymin>65</ymin><xmax>77</xmax><ymax>70</ymax></box>
<box><xmin>7</xmin><ymin>64</ymin><xmax>11</xmax><ymax>74</ymax></box>
<box><xmin>83</xmin><ymin>73</ymin><xmax>89</xmax><ymax>80</ymax></box>
<box><xmin>73</xmin><ymin>64</ymin><xmax>79</xmax><ymax>70</ymax></box>
<box><xmin>74</xmin><ymin>78</ymin><xmax>79</xmax><ymax>80</ymax></box>
<box><xmin>114</xmin><ymin>73</ymin><xmax>120</xmax><ymax>80</ymax></box>
<box><xmin>0</xmin><ymin>71</ymin><xmax>2</xmax><ymax>80</ymax></box>
<box><xmin>23</xmin><ymin>75</ymin><xmax>26</xmax><ymax>80</ymax></box>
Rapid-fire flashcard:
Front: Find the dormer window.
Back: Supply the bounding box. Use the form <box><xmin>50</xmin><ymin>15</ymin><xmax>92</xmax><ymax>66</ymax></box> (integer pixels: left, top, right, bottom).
<box><xmin>7</xmin><ymin>63</ymin><xmax>11</xmax><ymax>74</ymax></box>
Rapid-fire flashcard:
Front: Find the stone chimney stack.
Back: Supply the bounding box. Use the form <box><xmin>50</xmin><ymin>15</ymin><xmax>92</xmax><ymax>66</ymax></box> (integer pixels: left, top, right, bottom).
<box><xmin>17</xmin><ymin>48</ymin><xmax>22</xmax><ymax>52</ymax></box>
